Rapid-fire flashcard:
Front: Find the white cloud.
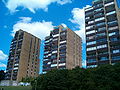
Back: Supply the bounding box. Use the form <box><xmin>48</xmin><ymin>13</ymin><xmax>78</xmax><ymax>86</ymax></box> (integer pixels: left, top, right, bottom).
<box><xmin>57</xmin><ymin>0</ymin><xmax>72</xmax><ymax>5</ymax></box>
<box><xmin>0</xmin><ymin>50</ymin><xmax>8</xmax><ymax>60</ymax></box>
<box><xmin>69</xmin><ymin>5</ymin><xmax>90</xmax><ymax>43</ymax></box>
<box><xmin>0</xmin><ymin>62</ymin><xmax>6</xmax><ymax>68</ymax></box>
<box><xmin>6</xmin><ymin>0</ymin><xmax>72</xmax><ymax>13</ymax></box>
<box><xmin>11</xmin><ymin>17</ymin><xmax>54</xmax><ymax>40</ymax></box>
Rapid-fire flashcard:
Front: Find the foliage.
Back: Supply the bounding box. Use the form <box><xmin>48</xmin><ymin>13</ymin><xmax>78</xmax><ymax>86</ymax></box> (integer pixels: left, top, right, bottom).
<box><xmin>31</xmin><ymin>63</ymin><xmax>120</xmax><ymax>90</ymax></box>
<box><xmin>0</xmin><ymin>70</ymin><xmax>5</xmax><ymax>81</ymax></box>
<box><xmin>21</xmin><ymin>77</ymin><xmax>35</xmax><ymax>83</ymax></box>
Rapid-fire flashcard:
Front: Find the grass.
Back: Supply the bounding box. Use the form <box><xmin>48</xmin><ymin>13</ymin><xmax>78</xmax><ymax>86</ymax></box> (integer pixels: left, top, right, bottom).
<box><xmin>0</xmin><ymin>86</ymin><xmax>32</xmax><ymax>90</ymax></box>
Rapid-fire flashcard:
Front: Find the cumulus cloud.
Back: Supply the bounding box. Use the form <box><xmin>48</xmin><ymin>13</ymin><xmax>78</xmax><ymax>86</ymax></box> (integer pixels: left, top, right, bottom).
<box><xmin>69</xmin><ymin>5</ymin><xmax>90</xmax><ymax>43</ymax></box>
<box><xmin>11</xmin><ymin>17</ymin><xmax>54</xmax><ymax>40</ymax></box>
<box><xmin>0</xmin><ymin>50</ymin><xmax>8</xmax><ymax>61</ymax></box>
<box><xmin>6</xmin><ymin>0</ymin><xmax>72</xmax><ymax>13</ymax></box>
<box><xmin>0</xmin><ymin>62</ymin><xmax>6</xmax><ymax>68</ymax></box>
<box><xmin>57</xmin><ymin>0</ymin><xmax>72</xmax><ymax>5</ymax></box>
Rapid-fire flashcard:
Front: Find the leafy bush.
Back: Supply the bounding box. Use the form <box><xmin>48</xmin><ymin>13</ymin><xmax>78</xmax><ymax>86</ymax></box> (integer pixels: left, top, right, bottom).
<box><xmin>31</xmin><ymin>63</ymin><xmax>120</xmax><ymax>90</ymax></box>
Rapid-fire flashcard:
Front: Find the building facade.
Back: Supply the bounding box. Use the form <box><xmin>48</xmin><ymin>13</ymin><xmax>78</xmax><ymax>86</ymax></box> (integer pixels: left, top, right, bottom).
<box><xmin>43</xmin><ymin>25</ymin><xmax>82</xmax><ymax>73</ymax></box>
<box><xmin>85</xmin><ymin>0</ymin><xmax>120</xmax><ymax>68</ymax></box>
<box><xmin>6</xmin><ymin>30</ymin><xmax>40</xmax><ymax>81</ymax></box>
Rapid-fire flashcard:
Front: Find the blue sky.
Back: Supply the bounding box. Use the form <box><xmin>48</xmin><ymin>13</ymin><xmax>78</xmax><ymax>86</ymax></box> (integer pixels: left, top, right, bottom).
<box><xmin>0</xmin><ymin>0</ymin><xmax>94</xmax><ymax>73</ymax></box>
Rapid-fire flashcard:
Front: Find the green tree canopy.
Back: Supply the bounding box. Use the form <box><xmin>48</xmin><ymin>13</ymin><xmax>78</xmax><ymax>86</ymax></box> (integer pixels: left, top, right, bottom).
<box><xmin>31</xmin><ymin>63</ymin><xmax>120</xmax><ymax>90</ymax></box>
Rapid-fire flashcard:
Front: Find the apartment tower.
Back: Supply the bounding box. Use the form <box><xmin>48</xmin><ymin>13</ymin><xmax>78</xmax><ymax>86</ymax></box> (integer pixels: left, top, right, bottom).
<box><xmin>43</xmin><ymin>25</ymin><xmax>82</xmax><ymax>73</ymax></box>
<box><xmin>6</xmin><ymin>30</ymin><xmax>40</xmax><ymax>81</ymax></box>
<box><xmin>85</xmin><ymin>0</ymin><xmax>120</xmax><ymax>68</ymax></box>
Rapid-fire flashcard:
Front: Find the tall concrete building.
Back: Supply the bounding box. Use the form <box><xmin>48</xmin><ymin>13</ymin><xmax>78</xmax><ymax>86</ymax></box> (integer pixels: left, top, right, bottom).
<box><xmin>85</xmin><ymin>0</ymin><xmax>120</xmax><ymax>68</ymax></box>
<box><xmin>43</xmin><ymin>25</ymin><xmax>82</xmax><ymax>73</ymax></box>
<box><xmin>6</xmin><ymin>30</ymin><xmax>40</xmax><ymax>82</ymax></box>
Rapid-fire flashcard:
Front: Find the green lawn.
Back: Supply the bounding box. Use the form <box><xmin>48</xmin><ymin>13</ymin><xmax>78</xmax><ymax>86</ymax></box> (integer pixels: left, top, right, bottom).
<box><xmin>0</xmin><ymin>86</ymin><xmax>32</xmax><ymax>90</ymax></box>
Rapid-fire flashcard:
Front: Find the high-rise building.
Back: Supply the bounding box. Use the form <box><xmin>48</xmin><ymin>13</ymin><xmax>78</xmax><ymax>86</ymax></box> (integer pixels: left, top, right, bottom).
<box><xmin>43</xmin><ymin>25</ymin><xmax>82</xmax><ymax>73</ymax></box>
<box><xmin>6</xmin><ymin>30</ymin><xmax>40</xmax><ymax>82</ymax></box>
<box><xmin>85</xmin><ymin>0</ymin><xmax>120</xmax><ymax>68</ymax></box>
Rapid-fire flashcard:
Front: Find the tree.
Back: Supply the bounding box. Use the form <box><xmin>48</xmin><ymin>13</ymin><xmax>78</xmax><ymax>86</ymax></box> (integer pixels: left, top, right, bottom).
<box><xmin>21</xmin><ymin>76</ymin><xmax>35</xmax><ymax>83</ymax></box>
<box><xmin>0</xmin><ymin>70</ymin><xmax>5</xmax><ymax>81</ymax></box>
<box><xmin>31</xmin><ymin>63</ymin><xmax>120</xmax><ymax>90</ymax></box>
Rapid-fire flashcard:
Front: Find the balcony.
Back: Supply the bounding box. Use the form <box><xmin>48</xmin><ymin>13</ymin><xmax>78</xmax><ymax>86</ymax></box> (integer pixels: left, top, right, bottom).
<box><xmin>85</xmin><ymin>12</ymin><xmax>94</xmax><ymax>17</ymax></box>
<box><xmin>93</xmin><ymin>3</ymin><xmax>103</xmax><ymax>9</ymax></box>
<box><xmin>87</xmin><ymin>59</ymin><xmax>97</xmax><ymax>63</ymax></box>
<box><xmin>108</xmin><ymin>21</ymin><xmax>118</xmax><ymax>27</ymax></box>
<box><xmin>94</xmin><ymin>13</ymin><xmax>104</xmax><ymax>18</ymax></box>
<box><xmin>104</xmin><ymin>0</ymin><xmax>114</xmax><ymax>4</ymax></box>
<box><xmin>52</xmin><ymin>29</ymin><xmax>59</xmax><ymax>35</ymax></box>
<box><xmin>85</xmin><ymin>7</ymin><xmax>93</xmax><ymax>12</ymax></box>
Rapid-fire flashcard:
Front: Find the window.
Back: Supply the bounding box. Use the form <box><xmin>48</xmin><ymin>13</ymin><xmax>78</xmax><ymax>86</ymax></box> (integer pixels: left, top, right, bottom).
<box><xmin>98</xmin><ymin>27</ymin><xmax>106</xmax><ymax>31</ymax></box>
<box><xmin>95</xmin><ymin>13</ymin><xmax>104</xmax><ymax>17</ymax></box>
<box><xmin>53</xmin><ymin>34</ymin><xmax>59</xmax><ymax>37</ymax></box>
<box><xmin>94</xmin><ymin>8</ymin><xmax>103</xmax><ymax>12</ymax></box>
<box><xmin>105</xmin><ymin>2</ymin><xmax>114</xmax><ymax>7</ymax></box>
<box><xmin>107</xmin><ymin>15</ymin><xmax>117</xmax><ymax>22</ymax></box>
<box><xmin>95</xmin><ymin>17</ymin><xmax>105</xmax><ymax>22</ymax></box>
<box><xmin>112</xmin><ymin>50</ymin><xmax>120</xmax><ymax>54</ymax></box>
<box><xmin>108</xmin><ymin>26</ymin><xmax>118</xmax><ymax>30</ymax></box>
<box><xmin>45</xmin><ymin>39</ymin><xmax>50</xmax><ymax>43</ymax></box>
<box><xmin>44</xmin><ymin>51</ymin><xmax>49</xmax><ymax>54</ymax></box>
<box><xmin>106</xmin><ymin>11</ymin><xmax>116</xmax><ymax>16</ymax></box>
<box><xmin>51</xmin><ymin>64</ymin><xmax>57</xmax><ymax>67</ymax></box>
<box><xmin>97</xmin><ymin>44</ymin><xmax>107</xmax><ymax>49</ymax></box>
<box><xmin>47</xmin><ymin>62</ymin><xmax>51</xmax><ymax>65</ymax></box>
<box><xmin>87</xmin><ymin>35</ymin><xmax>95</xmax><ymax>40</ymax></box>
<box><xmin>86</xmin><ymin>30</ymin><xmax>95</xmax><ymax>35</ymax></box>
<box><xmin>85</xmin><ymin>12</ymin><xmax>93</xmax><ymax>16</ymax></box>
<box><xmin>60</xmin><ymin>40</ymin><xmax>66</xmax><ymax>44</ymax></box>
<box><xmin>87</xmin><ymin>53</ymin><xmax>96</xmax><ymax>57</ymax></box>
<box><xmin>48</xmin><ymin>54</ymin><xmax>51</xmax><ymax>56</ymax></box>
<box><xmin>52</xmin><ymin>38</ymin><xmax>58</xmax><ymax>41</ymax></box>
<box><xmin>108</xmin><ymin>20</ymin><xmax>117</xmax><ymax>25</ymax></box>
<box><xmin>60</xmin><ymin>49</ymin><xmax>66</xmax><ymax>53</ymax></box>
<box><xmin>60</xmin><ymin>58</ymin><xmax>66</xmax><ymax>61</ymax></box>
<box><xmin>51</xmin><ymin>54</ymin><xmax>57</xmax><ymax>59</ymax></box>
<box><xmin>87</xmin><ymin>41</ymin><xmax>96</xmax><ymax>45</ymax></box>
<box><xmin>52</xmin><ymin>46</ymin><xmax>58</xmax><ymax>50</ymax></box>
<box><xmin>87</xmin><ymin>59</ymin><xmax>96</xmax><ymax>63</ymax></box>
<box><xmin>60</xmin><ymin>53</ymin><xmax>66</xmax><ymax>57</ymax></box>
<box><xmin>96</xmin><ymin>22</ymin><xmax>105</xmax><ymax>26</ymax></box>
<box><xmin>14</xmin><ymin>67</ymin><xmax>18</xmax><ymax>70</ymax></box>
<box><xmin>43</xmin><ymin>59</ymin><xmax>48</xmax><ymax>61</ymax></box>
<box><xmin>93</xmin><ymin>2</ymin><xmax>103</xmax><ymax>8</ymax></box>
<box><xmin>98</xmin><ymin>51</ymin><xmax>108</xmax><ymax>55</ymax></box>
<box><xmin>59</xmin><ymin>44</ymin><xmax>66</xmax><ymax>48</ymax></box>
<box><xmin>96</xmin><ymin>32</ymin><xmax>106</xmax><ymax>37</ymax></box>
<box><xmin>59</xmin><ymin>63</ymin><xmax>66</xmax><ymax>66</ymax></box>
<box><xmin>110</xmin><ymin>37</ymin><xmax>119</xmax><ymax>41</ymax></box>
<box><xmin>85</xmin><ymin>7</ymin><xmax>93</xmax><ymax>11</ymax></box>
<box><xmin>99</xmin><ymin>57</ymin><xmax>108</xmax><ymax>61</ymax></box>
<box><xmin>109</xmin><ymin>32</ymin><xmax>116</xmax><ymax>36</ymax></box>
<box><xmin>87</xmin><ymin>65</ymin><xmax>97</xmax><ymax>68</ymax></box>
<box><xmin>88</xmin><ymin>21</ymin><xmax>94</xmax><ymax>24</ymax></box>
<box><xmin>87</xmin><ymin>47</ymin><xmax>96</xmax><ymax>51</ymax></box>
<box><xmin>86</xmin><ymin>25</ymin><xmax>94</xmax><ymax>30</ymax></box>
<box><xmin>60</xmin><ymin>32</ymin><xmax>66</xmax><ymax>36</ymax></box>
<box><xmin>85</xmin><ymin>17</ymin><xmax>90</xmax><ymax>20</ymax></box>
<box><xmin>14</xmin><ymin>63</ymin><xmax>19</xmax><ymax>66</ymax></box>
<box><xmin>112</xmin><ymin>56</ymin><xmax>120</xmax><ymax>60</ymax></box>
<box><xmin>52</xmin><ymin>50</ymin><xmax>57</xmax><ymax>54</ymax></box>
